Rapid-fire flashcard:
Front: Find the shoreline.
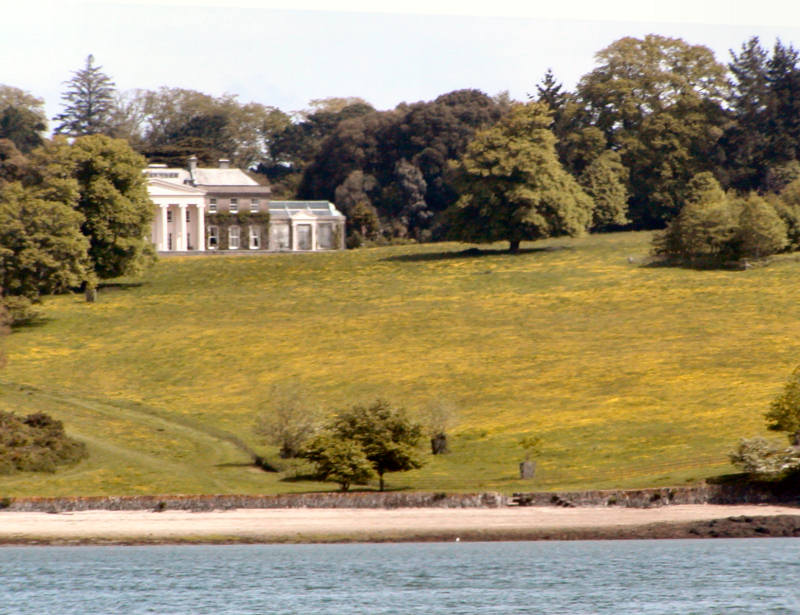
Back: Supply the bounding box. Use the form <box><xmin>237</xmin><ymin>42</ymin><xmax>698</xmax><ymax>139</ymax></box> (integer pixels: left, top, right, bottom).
<box><xmin>2</xmin><ymin>505</ymin><xmax>799</xmax><ymax>546</ymax></box>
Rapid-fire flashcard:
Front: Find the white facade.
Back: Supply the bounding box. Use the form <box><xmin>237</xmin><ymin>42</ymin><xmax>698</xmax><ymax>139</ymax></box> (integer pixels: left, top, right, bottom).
<box><xmin>146</xmin><ymin>179</ymin><xmax>207</xmax><ymax>252</ymax></box>
<box><xmin>145</xmin><ymin>160</ymin><xmax>346</xmax><ymax>253</ymax></box>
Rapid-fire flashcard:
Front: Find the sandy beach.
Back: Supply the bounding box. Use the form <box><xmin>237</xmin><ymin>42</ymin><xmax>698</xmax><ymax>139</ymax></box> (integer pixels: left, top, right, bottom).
<box><xmin>2</xmin><ymin>504</ymin><xmax>799</xmax><ymax>544</ymax></box>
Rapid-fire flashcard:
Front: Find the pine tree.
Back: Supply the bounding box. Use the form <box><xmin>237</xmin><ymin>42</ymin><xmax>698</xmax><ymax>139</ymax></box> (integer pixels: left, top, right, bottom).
<box><xmin>53</xmin><ymin>55</ymin><xmax>116</xmax><ymax>136</ymax></box>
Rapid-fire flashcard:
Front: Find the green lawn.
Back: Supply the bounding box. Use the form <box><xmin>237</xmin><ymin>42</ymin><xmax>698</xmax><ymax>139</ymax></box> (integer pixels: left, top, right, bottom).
<box><xmin>2</xmin><ymin>231</ymin><xmax>799</xmax><ymax>496</ymax></box>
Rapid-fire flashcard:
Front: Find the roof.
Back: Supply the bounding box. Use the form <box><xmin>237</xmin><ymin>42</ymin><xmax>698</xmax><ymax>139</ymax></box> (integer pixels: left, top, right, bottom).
<box><xmin>269</xmin><ymin>201</ymin><xmax>343</xmax><ymax>217</ymax></box>
<box><xmin>192</xmin><ymin>168</ymin><xmax>260</xmax><ymax>186</ymax></box>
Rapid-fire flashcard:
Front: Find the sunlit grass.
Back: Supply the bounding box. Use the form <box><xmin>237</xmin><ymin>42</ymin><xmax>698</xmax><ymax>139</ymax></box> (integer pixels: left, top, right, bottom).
<box><xmin>2</xmin><ymin>231</ymin><xmax>800</xmax><ymax>496</ymax></box>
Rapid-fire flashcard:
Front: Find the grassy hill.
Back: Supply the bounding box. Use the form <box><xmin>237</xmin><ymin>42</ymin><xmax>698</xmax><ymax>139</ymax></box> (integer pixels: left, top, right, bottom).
<box><xmin>2</xmin><ymin>231</ymin><xmax>799</xmax><ymax>496</ymax></box>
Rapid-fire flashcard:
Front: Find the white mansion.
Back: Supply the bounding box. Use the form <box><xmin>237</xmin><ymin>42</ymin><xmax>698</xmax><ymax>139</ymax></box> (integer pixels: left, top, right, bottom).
<box><xmin>146</xmin><ymin>156</ymin><xmax>346</xmax><ymax>253</ymax></box>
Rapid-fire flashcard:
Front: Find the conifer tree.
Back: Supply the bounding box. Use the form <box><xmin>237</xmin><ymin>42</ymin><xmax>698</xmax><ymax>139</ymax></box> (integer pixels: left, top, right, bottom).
<box><xmin>53</xmin><ymin>55</ymin><xmax>116</xmax><ymax>136</ymax></box>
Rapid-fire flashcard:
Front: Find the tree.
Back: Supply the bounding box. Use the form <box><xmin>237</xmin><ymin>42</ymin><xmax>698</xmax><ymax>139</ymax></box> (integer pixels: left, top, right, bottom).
<box><xmin>0</xmin><ymin>85</ymin><xmax>47</xmax><ymax>153</ymax></box>
<box><xmin>447</xmin><ymin>102</ymin><xmax>594</xmax><ymax>253</ymax></box>
<box><xmin>32</xmin><ymin>135</ymin><xmax>154</xmax><ymax>279</ymax></box>
<box><xmin>254</xmin><ymin>381</ymin><xmax>320</xmax><ymax>458</ymax></box>
<box><xmin>731</xmin><ymin>193</ymin><xmax>788</xmax><ymax>259</ymax></box>
<box><xmin>327</xmin><ymin>399</ymin><xmax>424</xmax><ymax>491</ymax></box>
<box><xmin>576</xmin><ymin>35</ymin><xmax>728</xmax><ymax>227</ymax></box>
<box><xmin>765</xmin><ymin>367</ymin><xmax>800</xmax><ymax>446</ymax></box>
<box><xmin>0</xmin><ymin>139</ymin><xmax>30</xmax><ymax>185</ymax></box>
<box><xmin>578</xmin><ymin>150</ymin><xmax>629</xmax><ymax>230</ymax></box>
<box><xmin>0</xmin><ymin>182</ymin><xmax>90</xmax><ymax>317</ymax></box>
<box><xmin>53</xmin><ymin>55</ymin><xmax>116</xmax><ymax>137</ymax></box>
<box><xmin>300</xmin><ymin>434</ymin><xmax>375</xmax><ymax>491</ymax></box>
<box><xmin>722</xmin><ymin>37</ymin><xmax>771</xmax><ymax>191</ymax></box>
<box><xmin>653</xmin><ymin>172</ymin><xmax>738</xmax><ymax>262</ymax></box>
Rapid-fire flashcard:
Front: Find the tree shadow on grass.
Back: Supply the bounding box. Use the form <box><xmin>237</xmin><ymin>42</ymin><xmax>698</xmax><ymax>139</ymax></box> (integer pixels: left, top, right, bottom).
<box><xmin>278</xmin><ymin>474</ymin><xmax>412</xmax><ymax>492</ymax></box>
<box><xmin>641</xmin><ymin>256</ymin><xmax>750</xmax><ymax>271</ymax></box>
<box><xmin>97</xmin><ymin>282</ymin><xmax>145</xmax><ymax>292</ymax></box>
<box><xmin>215</xmin><ymin>458</ymin><xmax>279</xmax><ymax>473</ymax></box>
<box><xmin>382</xmin><ymin>245</ymin><xmax>572</xmax><ymax>263</ymax></box>
<box><xmin>9</xmin><ymin>316</ymin><xmax>52</xmax><ymax>330</ymax></box>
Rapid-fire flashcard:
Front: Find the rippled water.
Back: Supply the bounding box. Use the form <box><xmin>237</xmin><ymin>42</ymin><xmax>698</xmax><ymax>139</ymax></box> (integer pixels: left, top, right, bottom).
<box><xmin>1</xmin><ymin>539</ymin><xmax>799</xmax><ymax>614</ymax></box>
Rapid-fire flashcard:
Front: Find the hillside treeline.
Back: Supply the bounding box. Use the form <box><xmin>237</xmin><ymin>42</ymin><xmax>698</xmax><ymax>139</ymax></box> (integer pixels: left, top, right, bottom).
<box><xmin>3</xmin><ymin>35</ymin><xmax>800</xmax><ymax>245</ymax></box>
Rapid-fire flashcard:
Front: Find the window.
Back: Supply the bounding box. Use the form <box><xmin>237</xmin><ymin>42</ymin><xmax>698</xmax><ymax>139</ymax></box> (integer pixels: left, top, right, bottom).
<box><xmin>249</xmin><ymin>225</ymin><xmax>260</xmax><ymax>249</ymax></box>
<box><xmin>270</xmin><ymin>224</ymin><xmax>290</xmax><ymax>250</ymax></box>
<box><xmin>296</xmin><ymin>224</ymin><xmax>312</xmax><ymax>250</ymax></box>
<box><xmin>209</xmin><ymin>198</ymin><xmax>217</xmax><ymax>213</ymax></box>
<box><xmin>229</xmin><ymin>225</ymin><xmax>240</xmax><ymax>249</ymax></box>
<box><xmin>229</xmin><ymin>198</ymin><xmax>238</xmax><ymax>213</ymax></box>
<box><xmin>318</xmin><ymin>223</ymin><xmax>334</xmax><ymax>249</ymax></box>
<box><xmin>186</xmin><ymin>209</ymin><xmax>191</xmax><ymax>223</ymax></box>
<box><xmin>250</xmin><ymin>198</ymin><xmax>259</xmax><ymax>213</ymax></box>
<box><xmin>166</xmin><ymin>209</ymin><xmax>173</xmax><ymax>223</ymax></box>
<box><xmin>207</xmin><ymin>225</ymin><xmax>219</xmax><ymax>249</ymax></box>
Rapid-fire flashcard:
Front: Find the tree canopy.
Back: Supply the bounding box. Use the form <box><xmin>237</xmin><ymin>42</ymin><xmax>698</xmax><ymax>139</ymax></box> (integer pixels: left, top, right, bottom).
<box><xmin>0</xmin><ymin>85</ymin><xmax>48</xmax><ymax>153</ymax></box>
<box><xmin>53</xmin><ymin>55</ymin><xmax>117</xmax><ymax>137</ymax></box>
<box><xmin>33</xmin><ymin>135</ymin><xmax>153</xmax><ymax>279</ymax></box>
<box><xmin>302</xmin><ymin>400</ymin><xmax>424</xmax><ymax>491</ymax></box>
<box><xmin>447</xmin><ymin>102</ymin><xmax>594</xmax><ymax>252</ymax></box>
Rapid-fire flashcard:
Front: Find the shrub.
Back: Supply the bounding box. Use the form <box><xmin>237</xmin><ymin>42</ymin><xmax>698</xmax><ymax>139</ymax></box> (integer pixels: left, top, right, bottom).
<box><xmin>729</xmin><ymin>437</ymin><xmax>800</xmax><ymax>475</ymax></box>
<box><xmin>0</xmin><ymin>410</ymin><xmax>88</xmax><ymax>474</ymax></box>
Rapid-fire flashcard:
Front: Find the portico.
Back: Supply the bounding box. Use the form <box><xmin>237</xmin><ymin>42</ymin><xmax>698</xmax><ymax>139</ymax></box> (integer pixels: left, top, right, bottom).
<box><xmin>146</xmin><ymin>179</ymin><xmax>207</xmax><ymax>252</ymax></box>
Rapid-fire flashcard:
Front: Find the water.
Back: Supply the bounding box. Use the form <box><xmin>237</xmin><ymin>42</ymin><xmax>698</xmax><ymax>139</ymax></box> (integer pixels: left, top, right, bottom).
<box><xmin>1</xmin><ymin>539</ymin><xmax>799</xmax><ymax>614</ymax></box>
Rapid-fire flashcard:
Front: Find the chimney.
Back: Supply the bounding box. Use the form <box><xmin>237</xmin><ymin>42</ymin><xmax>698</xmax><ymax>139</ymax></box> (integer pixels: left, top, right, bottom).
<box><xmin>218</xmin><ymin>158</ymin><xmax>230</xmax><ymax>169</ymax></box>
<box><xmin>188</xmin><ymin>155</ymin><xmax>198</xmax><ymax>173</ymax></box>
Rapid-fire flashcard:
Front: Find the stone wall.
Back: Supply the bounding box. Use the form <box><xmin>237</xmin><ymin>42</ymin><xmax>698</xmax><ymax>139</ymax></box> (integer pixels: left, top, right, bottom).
<box><xmin>3</xmin><ymin>483</ymin><xmax>798</xmax><ymax>513</ymax></box>
<box><xmin>2</xmin><ymin>491</ymin><xmax>506</xmax><ymax>512</ymax></box>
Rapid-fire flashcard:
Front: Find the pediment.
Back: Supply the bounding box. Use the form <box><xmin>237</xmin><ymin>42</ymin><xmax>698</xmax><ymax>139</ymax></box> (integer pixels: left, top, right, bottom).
<box><xmin>147</xmin><ymin>178</ymin><xmax>207</xmax><ymax>196</ymax></box>
<box><xmin>290</xmin><ymin>210</ymin><xmax>317</xmax><ymax>220</ymax></box>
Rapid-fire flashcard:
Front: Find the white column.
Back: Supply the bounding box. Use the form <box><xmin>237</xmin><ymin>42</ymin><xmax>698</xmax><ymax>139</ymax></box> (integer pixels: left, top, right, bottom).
<box><xmin>159</xmin><ymin>205</ymin><xmax>169</xmax><ymax>251</ymax></box>
<box><xmin>195</xmin><ymin>203</ymin><xmax>205</xmax><ymax>252</ymax></box>
<box><xmin>291</xmin><ymin>221</ymin><xmax>297</xmax><ymax>251</ymax></box>
<box><xmin>310</xmin><ymin>221</ymin><xmax>317</xmax><ymax>252</ymax></box>
<box><xmin>178</xmin><ymin>204</ymin><xmax>188</xmax><ymax>251</ymax></box>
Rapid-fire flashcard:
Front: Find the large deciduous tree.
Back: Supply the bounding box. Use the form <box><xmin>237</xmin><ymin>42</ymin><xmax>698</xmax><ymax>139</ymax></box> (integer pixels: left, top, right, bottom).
<box><xmin>0</xmin><ymin>85</ymin><xmax>48</xmax><ymax>154</ymax></box>
<box><xmin>54</xmin><ymin>55</ymin><xmax>117</xmax><ymax>137</ymax></box>
<box><xmin>576</xmin><ymin>35</ymin><xmax>728</xmax><ymax>228</ymax></box>
<box><xmin>32</xmin><ymin>135</ymin><xmax>153</xmax><ymax>279</ymax></box>
<box><xmin>447</xmin><ymin>102</ymin><xmax>594</xmax><ymax>253</ymax></box>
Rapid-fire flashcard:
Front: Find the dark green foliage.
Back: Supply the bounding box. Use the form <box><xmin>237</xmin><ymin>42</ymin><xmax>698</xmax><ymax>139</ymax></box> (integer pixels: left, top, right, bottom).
<box><xmin>0</xmin><ymin>85</ymin><xmax>48</xmax><ymax>154</ymax></box>
<box><xmin>732</xmin><ymin>193</ymin><xmax>788</xmax><ymax>259</ymax></box>
<box><xmin>298</xmin><ymin>89</ymin><xmax>506</xmax><ymax>240</ymax></box>
<box><xmin>299</xmin><ymin>434</ymin><xmax>375</xmax><ymax>491</ymax></box>
<box><xmin>301</xmin><ymin>400</ymin><xmax>424</xmax><ymax>491</ymax></box>
<box><xmin>770</xmin><ymin>178</ymin><xmax>800</xmax><ymax>250</ymax></box>
<box><xmin>575</xmin><ymin>35</ymin><xmax>728</xmax><ymax>227</ymax></box>
<box><xmin>653</xmin><ymin>172</ymin><xmax>787</xmax><ymax>264</ymax></box>
<box><xmin>579</xmin><ymin>150</ymin><xmax>629</xmax><ymax>230</ymax></box>
<box><xmin>653</xmin><ymin>172</ymin><xmax>738</xmax><ymax>262</ymax></box>
<box><xmin>34</xmin><ymin>135</ymin><xmax>154</xmax><ymax>279</ymax></box>
<box><xmin>0</xmin><ymin>182</ymin><xmax>90</xmax><ymax>321</ymax></box>
<box><xmin>205</xmin><ymin>212</ymin><xmax>269</xmax><ymax>250</ymax></box>
<box><xmin>447</xmin><ymin>102</ymin><xmax>594</xmax><ymax>252</ymax></box>
<box><xmin>766</xmin><ymin>366</ymin><xmax>800</xmax><ymax>446</ymax></box>
<box><xmin>0</xmin><ymin>139</ymin><xmax>30</xmax><ymax>185</ymax></box>
<box><xmin>53</xmin><ymin>55</ymin><xmax>116</xmax><ymax>137</ymax></box>
<box><xmin>0</xmin><ymin>410</ymin><xmax>88</xmax><ymax>474</ymax></box>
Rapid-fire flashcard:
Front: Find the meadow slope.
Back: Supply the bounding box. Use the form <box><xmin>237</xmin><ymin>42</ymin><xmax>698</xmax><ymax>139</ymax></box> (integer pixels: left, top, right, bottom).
<box><xmin>2</xmin><ymin>231</ymin><xmax>799</xmax><ymax>496</ymax></box>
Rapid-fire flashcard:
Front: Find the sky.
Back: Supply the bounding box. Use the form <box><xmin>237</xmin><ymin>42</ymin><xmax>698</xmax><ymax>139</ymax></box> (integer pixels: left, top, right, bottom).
<box><xmin>4</xmin><ymin>0</ymin><xmax>800</xmax><ymax>125</ymax></box>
